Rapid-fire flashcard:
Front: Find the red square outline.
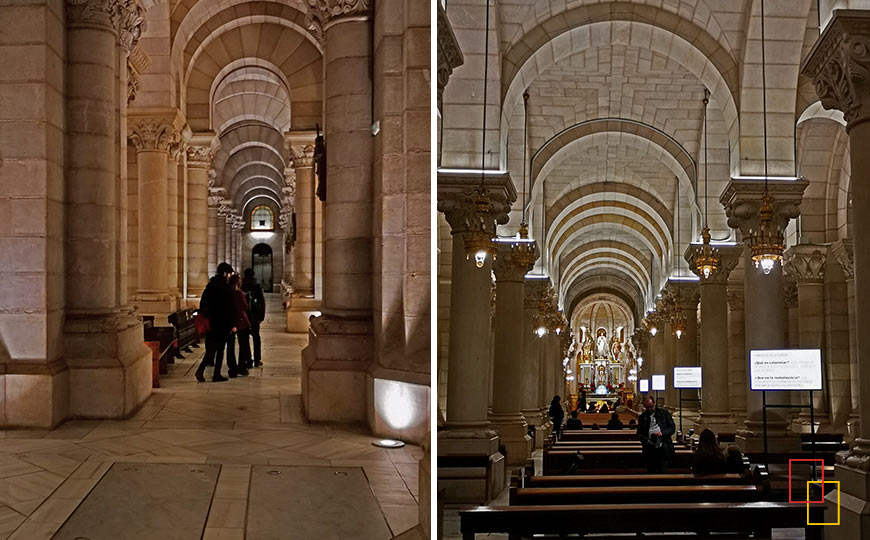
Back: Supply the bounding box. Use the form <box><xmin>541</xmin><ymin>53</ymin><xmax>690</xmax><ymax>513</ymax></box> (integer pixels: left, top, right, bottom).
<box><xmin>789</xmin><ymin>459</ymin><xmax>825</xmax><ymax>504</ymax></box>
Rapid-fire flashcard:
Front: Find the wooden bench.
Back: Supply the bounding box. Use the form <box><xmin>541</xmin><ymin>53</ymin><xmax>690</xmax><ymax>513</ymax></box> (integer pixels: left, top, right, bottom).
<box><xmin>543</xmin><ymin>448</ymin><xmax>694</xmax><ymax>475</ymax></box>
<box><xmin>557</xmin><ymin>430</ymin><xmax>637</xmax><ymax>442</ymax></box>
<box><xmin>459</xmin><ymin>501</ymin><xmax>823</xmax><ymax>539</ymax></box>
<box><xmin>168</xmin><ymin>308</ymin><xmax>199</xmax><ymax>357</ymax></box>
<box><xmin>509</xmin><ymin>483</ymin><xmax>765</xmax><ymax>506</ymax></box>
<box><xmin>143</xmin><ymin>317</ymin><xmax>174</xmax><ymax>387</ymax></box>
<box><xmin>520</xmin><ymin>471</ymin><xmax>755</xmax><ymax>489</ymax></box>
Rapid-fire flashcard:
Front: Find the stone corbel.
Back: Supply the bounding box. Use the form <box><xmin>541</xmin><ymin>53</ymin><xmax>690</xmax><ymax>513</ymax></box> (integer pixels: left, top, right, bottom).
<box><xmin>118</xmin><ymin>0</ymin><xmax>147</xmax><ymax>54</ymax></box>
<box><xmin>207</xmin><ymin>186</ymin><xmax>226</xmax><ymax>208</ymax></box>
<box><xmin>437</xmin><ymin>2</ymin><xmax>464</xmax><ymax>112</ymax></box>
<box><xmin>783</xmin><ymin>244</ymin><xmax>828</xmax><ymax>285</ymax></box>
<box><xmin>831</xmin><ymin>238</ymin><xmax>854</xmax><ymax>280</ymax></box>
<box><xmin>288</xmin><ymin>144</ymin><xmax>315</xmax><ymax>170</ymax></box>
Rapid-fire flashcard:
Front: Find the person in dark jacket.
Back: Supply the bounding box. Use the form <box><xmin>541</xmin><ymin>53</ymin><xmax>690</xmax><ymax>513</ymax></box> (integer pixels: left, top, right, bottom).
<box><xmin>549</xmin><ymin>395</ymin><xmax>565</xmax><ymax>435</ymax></box>
<box><xmin>564</xmin><ymin>410</ymin><xmax>583</xmax><ymax>430</ymax></box>
<box><xmin>227</xmin><ymin>273</ymin><xmax>251</xmax><ymax>377</ymax></box>
<box><xmin>692</xmin><ymin>428</ymin><xmax>728</xmax><ymax>475</ymax></box>
<box><xmin>636</xmin><ymin>395</ymin><xmax>676</xmax><ymax>473</ymax></box>
<box><xmin>598</xmin><ymin>401</ymin><xmax>610</xmax><ymax>414</ymax></box>
<box><xmin>195</xmin><ymin>262</ymin><xmax>235</xmax><ymax>382</ymax></box>
<box><xmin>725</xmin><ymin>444</ymin><xmax>746</xmax><ymax>474</ymax></box>
<box><xmin>241</xmin><ymin>268</ymin><xmax>266</xmax><ymax>368</ymax></box>
<box><xmin>606</xmin><ymin>411</ymin><xmax>624</xmax><ymax>430</ymax></box>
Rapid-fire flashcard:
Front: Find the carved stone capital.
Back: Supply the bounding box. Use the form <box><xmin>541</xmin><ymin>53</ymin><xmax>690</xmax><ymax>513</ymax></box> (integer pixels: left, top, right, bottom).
<box><xmin>128</xmin><ymin>112</ymin><xmax>184</xmax><ymax>152</ymax></box>
<box><xmin>727</xmin><ymin>288</ymin><xmax>744</xmax><ymax>310</ymax></box>
<box><xmin>802</xmin><ymin>10</ymin><xmax>870</xmax><ymax>129</ymax></box>
<box><xmin>437</xmin><ymin>3</ymin><xmax>464</xmax><ymax>112</ymax></box>
<box><xmin>831</xmin><ymin>238</ymin><xmax>854</xmax><ymax>280</ymax></box>
<box><xmin>306</xmin><ymin>0</ymin><xmax>371</xmax><ymax>39</ymax></box>
<box><xmin>719</xmin><ymin>178</ymin><xmax>809</xmax><ymax>240</ymax></box>
<box><xmin>666</xmin><ymin>280</ymin><xmax>700</xmax><ymax>311</ymax></box>
<box><xmin>494</xmin><ymin>240</ymin><xmax>538</xmax><ymax>282</ymax></box>
<box><xmin>783</xmin><ymin>244</ymin><xmax>827</xmax><ymax>284</ymax></box>
<box><xmin>118</xmin><ymin>0</ymin><xmax>146</xmax><ymax>53</ymax></box>
<box><xmin>437</xmin><ymin>170</ymin><xmax>517</xmax><ymax>234</ymax></box>
<box><xmin>289</xmin><ymin>145</ymin><xmax>315</xmax><ymax>169</ymax></box>
<box><xmin>524</xmin><ymin>278</ymin><xmax>549</xmax><ymax>309</ymax></box>
<box><xmin>66</xmin><ymin>0</ymin><xmax>119</xmax><ymax>28</ymax></box>
<box><xmin>207</xmin><ymin>187</ymin><xmax>226</xmax><ymax>208</ymax></box>
<box><xmin>186</xmin><ymin>145</ymin><xmax>214</xmax><ymax>170</ymax></box>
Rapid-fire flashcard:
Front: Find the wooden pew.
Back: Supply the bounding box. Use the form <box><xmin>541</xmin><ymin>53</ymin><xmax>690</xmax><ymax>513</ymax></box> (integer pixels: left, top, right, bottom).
<box><xmin>142</xmin><ymin>317</ymin><xmax>174</xmax><ymax>387</ymax></box>
<box><xmin>168</xmin><ymin>308</ymin><xmax>198</xmax><ymax>357</ymax></box>
<box><xmin>509</xmin><ymin>484</ymin><xmax>764</xmax><ymax>505</ymax></box>
<box><xmin>543</xmin><ymin>448</ymin><xmax>694</xmax><ymax>475</ymax></box>
<box><xmin>520</xmin><ymin>472</ymin><xmax>751</xmax><ymax>488</ymax></box>
<box><xmin>459</xmin><ymin>501</ymin><xmax>823</xmax><ymax>539</ymax></box>
<box><xmin>557</xmin><ymin>429</ymin><xmax>637</xmax><ymax>441</ymax></box>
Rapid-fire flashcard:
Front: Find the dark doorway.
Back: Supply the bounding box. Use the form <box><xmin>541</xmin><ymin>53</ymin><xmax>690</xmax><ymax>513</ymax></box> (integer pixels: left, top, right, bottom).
<box><xmin>251</xmin><ymin>243</ymin><xmax>273</xmax><ymax>291</ymax></box>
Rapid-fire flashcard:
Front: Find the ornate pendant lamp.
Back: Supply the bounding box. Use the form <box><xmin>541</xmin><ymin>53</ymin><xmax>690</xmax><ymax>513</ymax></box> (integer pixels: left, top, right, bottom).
<box><xmin>533</xmin><ymin>290</ymin><xmax>549</xmax><ymax>338</ymax></box>
<box><xmin>694</xmin><ymin>89</ymin><xmax>720</xmax><ymax>280</ymax></box>
<box><xmin>645</xmin><ymin>313</ymin><xmax>659</xmax><ymax>336</ymax></box>
<box><xmin>463</xmin><ymin>0</ymin><xmax>496</xmax><ymax>268</ymax></box>
<box><xmin>749</xmin><ymin>0</ymin><xmax>784</xmax><ymax>275</ymax></box>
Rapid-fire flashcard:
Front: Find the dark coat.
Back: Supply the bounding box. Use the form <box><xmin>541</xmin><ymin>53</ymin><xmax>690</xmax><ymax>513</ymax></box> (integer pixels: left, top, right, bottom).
<box><xmin>565</xmin><ymin>418</ymin><xmax>583</xmax><ymax>430</ymax></box>
<box><xmin>232</xmin><ymin>290</ymin><xmax>251</xmax><ymax>331</ymax></box>
<box><xmin>241</xmin><ymin>276</ymin><xmax>265</xmax><ymax>322</ymax></box>
<box><xmin>200</xmin><ymin>275</ymin><xmax>234</xmax><ymax>335</ymax></box>
<box><xmin>636</xmin><ymin>407</ymin><xmax>676</xmax><ymax>456</ymax></box>
<box><xmin>606</xmin><ymin>419</ymin><xmax>624</xmax><ymax>430</ymax></box>
<box><xmin>693</xmin><ymin>451</ymin><xmax>728</xmax><ymax>475</ymax></box>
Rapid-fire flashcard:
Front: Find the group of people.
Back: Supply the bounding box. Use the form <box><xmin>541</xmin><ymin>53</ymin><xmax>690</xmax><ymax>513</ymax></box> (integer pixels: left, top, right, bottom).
<box><xmin>551</xmin><ymin>393</ymin><xmax>746</xmax><ymax>476</ymax></box>
<box><xmin>195</xmin><ymin>262</ymin><xmax>266</xmax><ymax>382</ymax></box>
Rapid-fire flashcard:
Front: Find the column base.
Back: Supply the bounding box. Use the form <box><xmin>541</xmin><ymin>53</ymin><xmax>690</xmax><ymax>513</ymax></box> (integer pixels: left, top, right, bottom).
<box><xmin>286</xmin><ymin>295</ymin><xmax>321</xmax><ymax>333</ymax></box>
<box><xmin>823</xmin><ymin>455</ymin><xmax>870</xmax><ymax>539</ymax></box>
<box><xmin>301</xmin><ymin>314</ymin><xmax>372</xmax><ymax>423</ymax></box>
<box><xmin>3</xmin><ymin>364</ymin><xmax>69</xmax><ymax>428</ymax></box>
<box><xmin>437</xmin><ymin>428</ymin><xmax>505</xmax><ymax>504</ymax></box>
<box><xmin>848</xmin><ymin>414</ymin><xmax>861</xmax><ymax>440</ymax></box>
<box><xmin>693</xmin><ymin>413</ymin><xmax>737</xmax><ymax>436</ymax></box>
<box><xmin>522</xmin><ymin>408</ymin><xmax>551</xmax><ymax>449</ymax></box>
<box><xmin>63</xmin><ymin>310</ymin><xmax>152</xmax><ymax>418</ymax></box>
<box><xmin>489</xmin><ymin>414</ymin><xmax>531</xmax><ymax>467</ymax></box>
<box><xmin>133</xmin><ymin>292</ymin><xmax>178</xmax><ymax>321</ymax></box>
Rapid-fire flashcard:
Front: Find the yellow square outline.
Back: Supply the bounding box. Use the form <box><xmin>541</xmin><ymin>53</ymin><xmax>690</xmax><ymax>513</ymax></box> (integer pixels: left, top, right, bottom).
<box><xmin>806</xmin><ymin>480</ymin><xmax>839</xmax><ymax>526</ymax></box>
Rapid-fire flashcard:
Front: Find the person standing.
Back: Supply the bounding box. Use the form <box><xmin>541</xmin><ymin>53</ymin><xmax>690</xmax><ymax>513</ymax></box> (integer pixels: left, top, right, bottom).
<box><xmin>195</xmin><ymin>262</ymin><xmax>235</xmax><ymax>382</ymax></box>
<box><xmin>549</xmin><ymin>395</ymin><xmax>565</xmax><ymax>436</ymax></box>
<box><xmin>636</xmin><ymin>395</ymin><xmax>676</xmax><ymax>473</ymax></box>
<box><xmin>228</xmin><ymin>273</ymin><xmax>251</xmax><ymax>377</ymax></box>
<box><xmin>242</xmin><ymin>268</ymin><xmax>265</xmax><ymax>368</ymax></box>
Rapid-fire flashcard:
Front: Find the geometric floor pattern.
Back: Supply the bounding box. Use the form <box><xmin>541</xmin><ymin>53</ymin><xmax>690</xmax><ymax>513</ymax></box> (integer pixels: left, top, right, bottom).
<box><xmin>0</xmin><ymin>295</ymin><xmax>422</xmax><ymax>539</ymax></box>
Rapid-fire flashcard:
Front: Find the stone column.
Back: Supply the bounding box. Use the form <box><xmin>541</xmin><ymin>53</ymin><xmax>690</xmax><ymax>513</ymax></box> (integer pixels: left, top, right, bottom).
<box><xmin>646</xmin><ymin>313</ymin><xmax>664</xmax><ymax>388</ymax></box>
<box><xmin>128</xmin><ymin>110</ymin><xmax>183</xmax><ymax>317</ymax></box>
<box><xmin>727</xmin><ymin>287</ymin><xmax>747</xmax><ymax>423</ymax></box>
<box><xmin>832</xmin><ymin>238</ymin><xmax>858</xmax><ymax>433</ymax></box>
<box><xmin>301</xmin><ymin>3</ymin><xmax>377</xmax><ymax>423</ymax></box>
<box><xmin>490</xmin><ymin>238</ymin><xmax>537</xmax><ymax>468</ymax></box>
<box><xmin>784</xmin><ymin>245</ymin><xmax>831</xmax><ymax>427</ymax></box>
<box><xmin>719</xmin><ymin>177</ymin><xmax>808</xmax><ymax>452</ymax></box>
<box><xmin>284</xmin><ymin>136</ymin><xmax>319</xmax><ymax>331</ymax></box>
<box><xmin>804</xmin><ymin>12</ymin><xmax>870</xmax><ymax>531</ymax></box>
<box><xmin>668</xmin><ymin>280</ymin><xmax>700</xmax><ymax>418</ymax></box>
<box><xmin>64</xmin><ymin>0</ymin><xmax>151</xmax><ymax>418</ymax></box>
<box><xmin>522</xmin><ymin>278</ymin><xmax>550</xmax><ymax>447</ymax></box>
<box><xmin>224</xmin><ymin>212</ymin><xmax>233</xmax><ymax>265</ymax></box>
<box><xmin>186</xmin><ymin>144</ymin><xmax>213</xmax><ymax>298</ymax></box>
<box><xmin>207</xmin><ymin>186</ymin><xmax>223</xmax><ymax>277</ymax></box>
<box><xmin>216</xmin><ymin>204</ymin><xmax>227</xmax><ymax>267</ymax></box>
<box><xmin>436</xmin><ymin>171</ymin><xmax>514</xmax><ymax>503</ymax></box>
<box><xmin>658</xmin><ymin>296</ymin><xmax>677</xmax><ymax>409</ymax></box>
<box><xmin>166</xmin><ymin>142</ymin><xmax>182</xmax><ymax>301</ymax></box>
<box><xmin>687</xmin><ymin>244</ymin><xmax>741</xmax><ymax>433</ymax></box>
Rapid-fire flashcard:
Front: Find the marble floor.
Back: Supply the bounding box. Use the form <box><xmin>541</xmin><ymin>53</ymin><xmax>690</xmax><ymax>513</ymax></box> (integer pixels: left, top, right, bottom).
<box><xmin>0</xmin><ymin>295</ymin><xmax>422</xmax><ymax>539</ymax></box>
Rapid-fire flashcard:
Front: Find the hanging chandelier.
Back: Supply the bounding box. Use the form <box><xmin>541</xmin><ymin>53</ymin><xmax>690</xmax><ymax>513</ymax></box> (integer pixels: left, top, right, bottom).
<box><xmin>464</xmin><ymin>187</ymin><xmax>497</xmax><ymax>268</ymax></box>
<box><xmin>644</xmin><ymin>312</ymin><xmax>659</xmax><ymax>336</ymax></box>
<box><xmin>694</xmin><ymin>88</ymin><xmax>720</xmax><ymax>280</ymax></box>
<box><xmin>749</xmin><ymin>0</ymin><xmax>783</xmax><ymax>276</ymax></box>
<box><xmin>464</xmin><ymin>0</ymin><xmax>496</xmax><ymax>269</ymax></box>
<box><xmin>533</xmin><ymin>287</ymin><xmax>549</xmax><ymax>338</ymax></box>
<box><xmin>671</xmin><ymin>301</ymin><xmax>687</xmax><ymax>340</ymax></box>
<box><xmin>750</xmin><ymin>191</ymin><xmax>784</xmax><ymax>274</ymax></box>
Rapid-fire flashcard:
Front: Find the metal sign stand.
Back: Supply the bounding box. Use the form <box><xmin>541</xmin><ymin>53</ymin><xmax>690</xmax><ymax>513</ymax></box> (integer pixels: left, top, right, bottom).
<box><xmin>677</xmin><ymin>388</ymin><xmax>702</xmax><ymax>435</ymax></box>
<box><xmin>761</xmin><ymin>390</ymin><xmax>817</xmax><ymax>479</ymax></box>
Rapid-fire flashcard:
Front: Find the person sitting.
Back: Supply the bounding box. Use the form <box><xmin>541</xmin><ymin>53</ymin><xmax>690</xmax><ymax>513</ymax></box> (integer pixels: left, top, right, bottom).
<box><xmin>692</xmin><ymin>428</ymin><xmax>728</xmax><ymax>475</ymax></box>
<box><xmin>628</xmin><ymin>419</ymin><xmax>637</xmax><ymax>429</ymax></box>
<box><xmin>606</xmin><ymin>411</ymin><xmax>624</xmax><ymax>430</ymax></box>
<box><xmin>725</xmin><ymin>444</ymin><xmax>746</xmax><ymax>473</ymax></box>
<box><xmin>586</xmin><ymin>402</ymin><xmax>598</xmax><ymax>413</ymax></box>
<box><xmin>598</xmin><ymin>402</ymin><xmax>609</xmax><ymax>414</ymax></box>
<box><xmin>565</xmin><ymin>410</ymin><xmax>583</xmax><ymax>430</ymax></box>
<box><xmin>591</xmin><ymin>423</ymin><xmax>600</xmax><ymax>430</ymax></box>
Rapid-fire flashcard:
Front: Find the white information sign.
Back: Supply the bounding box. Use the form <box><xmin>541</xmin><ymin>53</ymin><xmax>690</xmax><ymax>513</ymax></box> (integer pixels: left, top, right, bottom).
<box><xmin>639</xmin><ymin>379</ymin><xmax>649</xmax><ymax>393</ymax></box>
<box><xmin>673</xmin><ymin>367</ymin><xmax>702</xmax><ymax>389</ymax></box>
<box><xmin>651</xmin><ymin>374</ymin><xmax>666</xmax><ymax>391</ymax></box>
<box><xmin>749</xmin><ymin>349</ymin><xmax>822</xmax><ymax>391</ymax></box>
